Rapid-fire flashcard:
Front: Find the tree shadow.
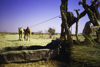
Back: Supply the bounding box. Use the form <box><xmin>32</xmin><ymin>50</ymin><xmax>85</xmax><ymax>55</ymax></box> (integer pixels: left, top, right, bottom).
<box><xmin>2</xmin><ymin>39</ymin><xmax>62</xmax><ymax>51</ymax></box>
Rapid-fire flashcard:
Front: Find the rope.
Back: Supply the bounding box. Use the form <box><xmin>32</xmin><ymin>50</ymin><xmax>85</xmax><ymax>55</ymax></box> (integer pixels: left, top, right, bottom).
<box><xmin>30</xmin><ymin>15</ymin><xmax>60</xmax><ymax>28</ymax></box>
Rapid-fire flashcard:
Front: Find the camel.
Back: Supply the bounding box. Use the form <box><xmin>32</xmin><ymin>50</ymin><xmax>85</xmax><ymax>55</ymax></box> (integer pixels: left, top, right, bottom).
<box><xmin>24</xmin><ymin>27</ymin><xmax>31</xmax><ymax>41</ymax></box>
<box><xmin>18</xmin><ymin>27</ymin><xmax>24</xmax><ymax>40</ymax></box>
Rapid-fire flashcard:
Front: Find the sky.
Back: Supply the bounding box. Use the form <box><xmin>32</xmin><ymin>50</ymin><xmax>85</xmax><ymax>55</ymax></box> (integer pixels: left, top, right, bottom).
<box><xmin>0</xmin><ymin>0</ymin><xmax>100</xmax><ymax>34</ymax></box>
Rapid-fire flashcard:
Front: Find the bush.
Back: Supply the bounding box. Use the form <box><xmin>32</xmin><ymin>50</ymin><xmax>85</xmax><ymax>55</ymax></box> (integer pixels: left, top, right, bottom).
<box><xmin>48</xmin><ymin>28</ymin><xmax>55</xmax><ymax>35</ymax></box>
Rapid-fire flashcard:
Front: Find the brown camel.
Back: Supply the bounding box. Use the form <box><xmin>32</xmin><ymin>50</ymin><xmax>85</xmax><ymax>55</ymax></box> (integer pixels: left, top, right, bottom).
<box><xmin>24</xmin><ymin>27</ymin><xmax>31</xmax><ymax>41</ymax></box>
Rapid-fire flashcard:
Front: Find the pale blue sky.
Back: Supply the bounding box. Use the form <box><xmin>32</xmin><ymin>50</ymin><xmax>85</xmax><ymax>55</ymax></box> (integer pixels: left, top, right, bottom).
<box><xmin>0</xmin><ymin>0</ymin><xmax>100</xmax><ymax>34</ymax></box>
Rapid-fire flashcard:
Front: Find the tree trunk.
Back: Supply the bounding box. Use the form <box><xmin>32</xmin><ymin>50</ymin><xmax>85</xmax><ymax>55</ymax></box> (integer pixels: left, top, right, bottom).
<box><xmin>74</xmin><ymin>9</ymin><xmax>80</xmax><ymax>42</ymax></box>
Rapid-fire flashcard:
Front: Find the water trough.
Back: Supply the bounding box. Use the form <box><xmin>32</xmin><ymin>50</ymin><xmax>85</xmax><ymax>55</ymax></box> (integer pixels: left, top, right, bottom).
<box><xmin>0</xmin><ymin>40</ymin><xmax>62</xmax><ymax>64</ymax></box>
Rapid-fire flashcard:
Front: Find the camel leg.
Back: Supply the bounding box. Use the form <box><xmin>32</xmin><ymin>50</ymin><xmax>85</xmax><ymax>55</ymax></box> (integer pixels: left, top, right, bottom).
<box><xmin>29</xmin><ymin>34</ymin><xmax>30</xmax><ymax>41</ymax></box>
<box><xmin>29</xmin><ymin>31</ymin><xmax>31</xmax><ymax>41</ymax></box>
<box><xmin>21</xmin><ymin>33</ymin><xmax>23</xmax><ymax>41</ymax></box>
<box><xmin>21</xmin><ymin>33</ymin><xmax>22</xmax><ymax>39</ymax></box>
<box><xmin>19</xmin><ymin>33</ymin><xmax>20</xmax><ymax>40</ymax></box>
<box><xmin>27</xmin><ymin>34</ymin><xmax>28</xmax><ymax>41</ymax></box>
<box><xmin>24</xmin><ymin>34</ymin><xmax>26</xmax><ymax>41</ymax></box>
<box><xmin>22</xmin><ymin>33</ymin><xmax>23</xmax><ymax>39</ymax></box>
<box><xmin>27</xmin><ymin>33</ymin><xmax>30</xmax><ymax>41</ymax></box>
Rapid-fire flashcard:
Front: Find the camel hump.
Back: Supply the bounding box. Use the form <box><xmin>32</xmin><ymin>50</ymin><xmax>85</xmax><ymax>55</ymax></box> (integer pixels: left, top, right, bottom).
<box><xmin>27</xmin><ymin>27</ymin><xmax>31</xmax><ymax>31</ymax></box>
<box><xmin>20</xmin><ymin>27</ymin><xmax>23</xmax><ymax>30</ymax></box>
<box><xmin>27</xmin><ymin>27</ymin><xmax>29</xmax><ymax>29</ymax></box>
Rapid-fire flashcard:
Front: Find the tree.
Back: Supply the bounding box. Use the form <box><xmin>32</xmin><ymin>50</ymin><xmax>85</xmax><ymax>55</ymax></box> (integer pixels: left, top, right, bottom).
<box><xmin>48</xmin><ymin>28</ymin><xmax>55</xmax><ymax>35</ymax></box>
<box><xmin>48</xmin><ymin>28</ymin><xmax>55</xmax><ymax>38</ymax></box>
<box><xmin>38</xmin><ymin>30</ymin><xmax>43</xmax><ymax>34</ymax></box>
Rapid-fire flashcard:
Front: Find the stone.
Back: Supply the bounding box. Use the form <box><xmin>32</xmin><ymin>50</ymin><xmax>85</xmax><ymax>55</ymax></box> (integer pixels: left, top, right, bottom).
<box><xmin>0</xmin><ymin>48</ymin><xmax>58</xmax><ymax>64</ymax></box>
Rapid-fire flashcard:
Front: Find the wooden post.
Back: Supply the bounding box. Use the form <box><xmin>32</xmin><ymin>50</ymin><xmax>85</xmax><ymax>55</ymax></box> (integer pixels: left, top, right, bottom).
<box><xmin>74</xmin><ymin>9</ymin><xmax>80</xmax><ymax>41</ymax></box>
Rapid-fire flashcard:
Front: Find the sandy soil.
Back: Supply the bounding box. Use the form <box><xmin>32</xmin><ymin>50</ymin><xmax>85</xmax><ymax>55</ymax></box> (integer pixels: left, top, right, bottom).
<box><xmin>0</xmin><ymin>34</ymin><xmax>64</xmax><ymax>67</ymax></box>
<box><xmin>0</xmin><ymin>34</ymin><xmax>52</xmax><ymax>48</ymax></box>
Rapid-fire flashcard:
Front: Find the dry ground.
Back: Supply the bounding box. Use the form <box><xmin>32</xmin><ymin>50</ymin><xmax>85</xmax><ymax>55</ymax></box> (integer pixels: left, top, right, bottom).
<box><xmin>0</xmin><ymin>33</ymin><xmax>100</xmax><ymax>67</ymax></box>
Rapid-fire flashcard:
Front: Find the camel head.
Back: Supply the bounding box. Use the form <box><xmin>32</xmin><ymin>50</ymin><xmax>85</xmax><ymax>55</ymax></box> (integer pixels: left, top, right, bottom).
<box><xmin>23</xmin><ymin>29</ymin><xmax>26</xmax><ymax>32</ymax></box>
